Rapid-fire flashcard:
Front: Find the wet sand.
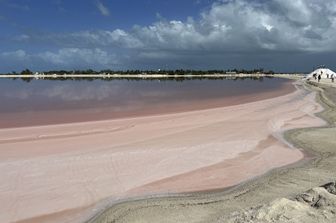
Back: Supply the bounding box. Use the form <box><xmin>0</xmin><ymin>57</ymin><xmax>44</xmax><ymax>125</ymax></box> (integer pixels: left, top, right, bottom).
<box><xmin>0</xmin><ymin>81</ymin><xmax>324</xmax><ymax>223</ymax></box>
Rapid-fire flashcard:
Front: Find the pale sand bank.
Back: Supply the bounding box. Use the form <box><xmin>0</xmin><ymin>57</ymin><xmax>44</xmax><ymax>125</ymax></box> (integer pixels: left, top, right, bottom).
<box><xmin>0</xmin><ymin>81</ymin><xmax>324</xmax><ymax>223</ymax></box>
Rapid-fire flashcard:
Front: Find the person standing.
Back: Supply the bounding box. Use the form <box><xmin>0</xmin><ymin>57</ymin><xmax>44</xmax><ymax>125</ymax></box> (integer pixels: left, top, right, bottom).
<box><xmin>331</xmin><ymin>74</ymin><xmax>334</xmax><ymax>83</ymax></box>
<box><xmin>318</xmin><ymin>74</ymin><xmax>321</xmax><ymax>82</ymax></box>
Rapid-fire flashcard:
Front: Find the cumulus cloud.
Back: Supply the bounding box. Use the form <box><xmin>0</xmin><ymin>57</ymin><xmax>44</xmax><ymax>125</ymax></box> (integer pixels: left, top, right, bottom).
<box><xmin>18</xmin><ymin>0</ymin><xmax>336</xmax><ymax>52</ymax></box>
<box><xmin>39</xmin><ymin>48</ymin><xmax>116</xmax><ymax>66</ymax></box>
<box><xmin>96</xmin><ymin>0</ymin><xmax>110</xmax><ymax>16</ymax></box>
<box><xmin>121</xmin><ymin>0</ymin><xmax>336</xmax><ymax>53</ymax></box>
<box><xmin>1</xmin><ymin>50</ymin><xmax>27</xmax><ymax>59</ymax></box>
<box><xmin>0</xmin><ymin>48</ymin><xmax>118</xmax><ymax>71</ymax></box>
<box><xmin>4</xmin><ymin>0</ymin><xmax>336</xmax><ymax>71</ymax></box>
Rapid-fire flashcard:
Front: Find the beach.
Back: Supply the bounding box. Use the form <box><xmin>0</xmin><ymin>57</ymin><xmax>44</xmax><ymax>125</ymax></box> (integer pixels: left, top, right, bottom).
<box><xmin>0</xmin><ymin>80</ymin><xmax>325</xmax><ymax>223</ymax></box>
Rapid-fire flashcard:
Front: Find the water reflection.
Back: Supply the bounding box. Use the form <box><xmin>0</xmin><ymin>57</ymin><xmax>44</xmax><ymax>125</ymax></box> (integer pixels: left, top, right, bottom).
<box><xmin>0</xmin><ymin>77</ymin><xmax>292</xmax><ymax>127</ymax></box>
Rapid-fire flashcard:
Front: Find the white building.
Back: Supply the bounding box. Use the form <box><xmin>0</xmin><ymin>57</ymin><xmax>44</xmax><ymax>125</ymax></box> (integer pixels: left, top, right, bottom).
<box><xmin>307</xmin><ymin>67</ymin><xmax>336</xmax><ymax>79</ymax></box>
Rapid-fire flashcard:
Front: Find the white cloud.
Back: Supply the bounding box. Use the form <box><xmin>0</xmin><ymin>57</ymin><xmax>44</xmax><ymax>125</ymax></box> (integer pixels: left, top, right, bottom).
<box><xmin>96</xmin><ymin>1</ymin><xmax>110</xmax><ymax>16</ymax></box>
<box><xmin>1</xmin><ymin>49</ymin><xmax>27</xmax><ymax>59</ymax></box>
<box><xmin>20</xmin><ymin>0</ymin><xmax>336</xmax><ymax>53</ymax></box>
<box><xmin>4</xmin><ymin>0</ymin><xmax>336</xmax><ymax>71</ymax></box>
<box><xmin>0</xmin><ymin>48</ymin><xmax>118</xmax><ymax>71</ymax></box>
<box><xmin>39</xmin><ymin>48</ymin><xmax>117</xmax><ymax>66</ymax></box>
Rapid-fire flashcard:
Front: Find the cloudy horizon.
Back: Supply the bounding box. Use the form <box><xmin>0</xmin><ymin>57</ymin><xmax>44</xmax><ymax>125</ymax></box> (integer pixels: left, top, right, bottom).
<box><xmin>1</xmin><ymin>0</ymin><xmax>336</xmax><ymax>73</ymax></box>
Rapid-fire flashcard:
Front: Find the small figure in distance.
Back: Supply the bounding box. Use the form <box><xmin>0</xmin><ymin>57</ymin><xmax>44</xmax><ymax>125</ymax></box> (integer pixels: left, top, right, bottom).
<box><xmin>318</xmin><ymin>74</ymin><xmax>321</xmax><ymax>82</ymax></box>
<box><xmin>313</xmin><ymin>73</ymin><xmax>317</xmax><ymax>80</ymax></box>
<box><xmin>331</xmin><ymin>74</ymin><xmax>334</xmax><ymax>83</ymax></box>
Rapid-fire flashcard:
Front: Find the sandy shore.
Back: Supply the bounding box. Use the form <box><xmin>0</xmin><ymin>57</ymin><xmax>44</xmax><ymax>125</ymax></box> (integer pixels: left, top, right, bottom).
<box><xmin>0</xmin><ymin>73</ymin><xmax>304</xmax><ymax>79</ymax></box>
<box><xmin>0</xmin><ymin>81</ymin><xmax>324</xmax><ymax>223</ymax></box>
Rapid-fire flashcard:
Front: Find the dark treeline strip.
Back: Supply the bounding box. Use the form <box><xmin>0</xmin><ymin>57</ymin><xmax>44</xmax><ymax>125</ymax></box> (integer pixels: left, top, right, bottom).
<box><xmin>7</xmin><ymin>76</ymin><xmax>273</xmax><ymax>83</ymax></box>
<box><xmin>3</xmin><ymin>68</ymin><xmax>275</xmax><ymax>75</ymax></box>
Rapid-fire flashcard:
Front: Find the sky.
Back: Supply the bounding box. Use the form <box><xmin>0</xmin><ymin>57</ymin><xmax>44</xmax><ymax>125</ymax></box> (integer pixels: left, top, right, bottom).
<box><xmin>0</xmin><ymin>0</ymin><xmax>336</xmax><ymax>73</ymax></box>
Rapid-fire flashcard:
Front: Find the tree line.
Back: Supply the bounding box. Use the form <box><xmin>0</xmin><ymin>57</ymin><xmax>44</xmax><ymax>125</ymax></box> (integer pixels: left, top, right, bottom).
<box><xmin>4</xmin><ymin>68</ymin><xmax>275</xmax><ymax>75</ymax></box>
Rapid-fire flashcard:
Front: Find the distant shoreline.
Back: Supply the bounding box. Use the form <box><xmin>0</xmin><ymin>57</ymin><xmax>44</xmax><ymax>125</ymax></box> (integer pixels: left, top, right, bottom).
<box><xmin>0</xmin><ymin>73</ymin><xmax>304</xmax><ymax>79</ymax></box>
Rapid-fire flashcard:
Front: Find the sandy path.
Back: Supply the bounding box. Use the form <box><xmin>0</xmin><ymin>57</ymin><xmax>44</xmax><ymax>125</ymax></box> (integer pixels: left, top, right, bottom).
<box><xmin>0</xmin><ymin>82</ymin><xmax>324</xmax><ymax>223</ymax></box>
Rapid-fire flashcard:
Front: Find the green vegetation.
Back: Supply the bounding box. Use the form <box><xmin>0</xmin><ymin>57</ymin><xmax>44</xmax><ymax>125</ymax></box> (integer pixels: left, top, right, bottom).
<box><xmin>20</xmin><ymin>69</ymin><xmax>33</xmax><ymax>75</ymax></box>
<box><xmin>12</xmin><ymin>76</ymin><xmax>274</xmax><ymax>83</ymax></box>
<box><xmin>1</xmin><ymin>68</ymin><xmax>277</xmax><ymax>82</ymax></box>
<box><xmin>3</xmin><ymin>68</ymin><xmax>275</xmax><ymax>76</ymax></box>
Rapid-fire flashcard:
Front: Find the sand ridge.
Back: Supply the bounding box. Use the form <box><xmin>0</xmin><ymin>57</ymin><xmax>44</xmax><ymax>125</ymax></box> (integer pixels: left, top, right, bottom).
<box><xmin>0</xmin><ymin>81</ymin><xmax>324</xmax><ymax>223</ymax></box>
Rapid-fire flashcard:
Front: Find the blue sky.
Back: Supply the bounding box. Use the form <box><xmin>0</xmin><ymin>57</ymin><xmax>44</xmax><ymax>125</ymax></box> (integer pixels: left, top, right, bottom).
<box><xmin>0</xmin><ymin>0</ymin><xmax>212</xmax><ymax>33</ymax></box>
<box><xmin>1</xmin><ymin>0</ymin><xmax>336</xmax><ymax>72</ymax></box>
